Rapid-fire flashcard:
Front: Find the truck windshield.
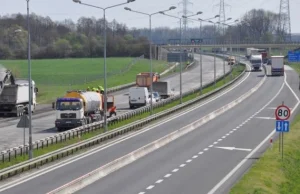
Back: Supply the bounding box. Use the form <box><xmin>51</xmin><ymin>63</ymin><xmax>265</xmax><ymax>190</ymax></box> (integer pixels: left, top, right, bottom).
<box><xmin>250</xmin><ymin>60</ymin><xmax>261</xmax><ymax>63</ymax></box>
<box><xmin>56</xmin><ymin>101</ymin><xmax>82</xmax><ymax>110</ymax></box>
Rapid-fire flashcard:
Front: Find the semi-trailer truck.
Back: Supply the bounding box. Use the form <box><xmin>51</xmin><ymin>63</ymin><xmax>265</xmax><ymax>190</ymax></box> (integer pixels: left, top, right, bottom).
<box><xmin>249</xmin><ymin>55</ymin><xmax>263</xmax><ymax>71</ymax></box>
<box><xmin>271</xmin><ymin>56</ymin><xmax>284</xmax><ymax>76</ymax></box>
<box><xmin>0</xmin><ymin>79</ymin><xmax>37</xmax><ymax>117</ymax></box>
<box><xmin>136</xmin><ymin>72</ymin><xmax>160</xmax><ymax>88</ymax></box>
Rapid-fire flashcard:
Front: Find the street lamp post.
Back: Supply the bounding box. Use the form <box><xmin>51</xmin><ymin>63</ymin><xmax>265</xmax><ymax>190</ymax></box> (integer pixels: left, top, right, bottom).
<box><xmin>26</xmin><ymin>0</ymin><xmax>33</xmax><ymax>159</ymax></box>
<box><xmin>159</xmin><ymin>12</ymin><xmax>183</xmax><ymax>103</ymax></box>
<box><xmin>209</xmin><ymin>20</ymin><xmax>217</xmax><ymax>87</ymax></box>
<box><xmin>125</xmin><ymin>6</ymin><xmax>176</xmax><ymax>114</ymax></box>
<box><xmin>73</xmin><ymin>0</ymin><xmax>136</xmax><ymax>132</ymax></box>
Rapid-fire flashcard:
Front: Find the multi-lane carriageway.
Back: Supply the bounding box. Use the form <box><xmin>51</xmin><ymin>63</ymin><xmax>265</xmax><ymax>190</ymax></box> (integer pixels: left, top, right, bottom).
<box><xmin>0</xmin><ymin>55</ymin><xmax>229</xmax><ymax>151</ymax></box>
<box><xmin>0</xmin><ymin>58</ymin><xmax>299</xmax><ymax>194</ymax></box>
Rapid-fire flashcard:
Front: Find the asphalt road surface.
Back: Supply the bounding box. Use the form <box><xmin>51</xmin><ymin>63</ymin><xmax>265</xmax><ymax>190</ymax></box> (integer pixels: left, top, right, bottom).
<box><xmin>0</xmin><ymin>55</ymin><xmax>229</xmax><ymax>151</ymax></box>
<box><xmin>0</xmin><ymin>60</ymin><xmax>282</xmax><ymax>194</ymax></box>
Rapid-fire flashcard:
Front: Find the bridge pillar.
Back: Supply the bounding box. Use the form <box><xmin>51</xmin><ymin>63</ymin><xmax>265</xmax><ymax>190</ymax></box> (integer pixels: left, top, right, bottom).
<box><xmin>269</xmin><ymin>47</ymin><xmax>272</xmax><ymax>55</ymax></box>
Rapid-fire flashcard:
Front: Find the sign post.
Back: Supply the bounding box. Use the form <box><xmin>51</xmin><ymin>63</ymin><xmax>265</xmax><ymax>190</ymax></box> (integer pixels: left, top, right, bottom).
<box><xmin>17</xmin><ymin>114</ymin><xmax>30</xmax><ymax>146</ymax></box>
<box><xmin>275</xmin><ymin>102</ymin><xmax>291</xmax><ymax>159</ymax></box>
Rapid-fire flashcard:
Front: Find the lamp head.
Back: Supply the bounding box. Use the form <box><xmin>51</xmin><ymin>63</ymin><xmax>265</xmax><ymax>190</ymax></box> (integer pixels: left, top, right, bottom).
<box><xmin>159</xmin><ymin>11</ymin><xmax>165</xmax><ymax>15</ymax></box>
<box><xmin>169</xmin><ymin>6</ymin><xmax>176</xmax><ymax>10</ymax></box>
<box><xmin>197</xmin><ymin>11</ymin><xmax>203</xmax><ymax>15</ymax></box>
<box><xmin>127</xmin><ymin>0</ymin><xmax>135</xmax><ymax>2</ymax></box>
<box><xmin>215</xmin><ymin>15</ymin><xmax>220</xmax><ymax>18</ymax></box>
<box><xmin>182</xmin><ymin>15</ymin><xmax>187</xmax><ymax>18</ymax></box>
<box><xmin>227</xmin><ymin>17</ymin><xmax>232</xmax><ymax>21</ymax></box>
<box><xmin>72</xmin><ymin>0</ymin><xmax>81</xmax><ymax>3</ymax></box>
<box><xmin>124</xmin><ymin>7</ymin><xmax>131</xmax><ymax>11</ymax></box>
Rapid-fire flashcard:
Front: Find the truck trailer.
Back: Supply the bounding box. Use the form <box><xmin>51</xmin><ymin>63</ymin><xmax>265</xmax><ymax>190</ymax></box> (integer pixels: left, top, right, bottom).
<box><xmin>0</xmin><ymin>79</ymin><xmax>37</xmax><ymax>117</ymax></box>
<box><xmin>136</xmin><ymin>72</ymin><xmax>160</xmax><ymax>88</ymax></box>
<box><xmin>152</xmin><ymin>81</ymin><xmax>174</xmax><ymax>99</ymax></box>
<box><xmin>271</xmin><ymin>56</ymin><xmax>284</xmax><ymax>76</ymax></box>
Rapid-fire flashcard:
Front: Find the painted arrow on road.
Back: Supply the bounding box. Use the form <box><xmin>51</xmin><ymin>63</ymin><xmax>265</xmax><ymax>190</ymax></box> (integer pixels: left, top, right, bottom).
<box><xmin>215</xmin><ymin>146</ymin><xmax>252</xmax><ymax>152</ymax></box>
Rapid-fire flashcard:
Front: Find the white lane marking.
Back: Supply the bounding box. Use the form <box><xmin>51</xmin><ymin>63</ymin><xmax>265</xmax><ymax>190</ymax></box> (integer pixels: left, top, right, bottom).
<box><xmin>138</xmin><ymin>192</ymin><xmax>145</xmax><ymax>194</ymax></box>
<box><xmin>213</xmin><ymin>142</ymin><xmax>218</xmax><ymax>144</ymax></box>
<box><xmin>222</xmin><ymin>136</ymin><xmax>226</xmax><ymax>139</ymax></box>
<box><xmin>232</xmin><ymin>129</ymin><xmax>237</xmax><ymax>131</ymax></box>
<box><xmin>146</xmin><ymin>185</ymin><xmax>155</xmax><ymax>190</ymax></box>
<box><xmin>198</xmin><ymin>152</ymin><xmax>204</xmax><ymax>155</ymax></box>
<box><xmin>236</xmin><ymin>126</ymin><xmax>240</xmax><ymax>129</ymax></box>
<box><xmin>156</xmin><ymin>179</ymin><xmax>164</xmax><ymax>184</ymax></box>
<box><xmin>0</xmin><ymin>65</ymin><xmax>252</xmax><ymax>192</ymax></box>
<box><xmin>204</xmin><ymin>148</ymin><xmax>209</xmax><ymax>151</ymax></box>
<box><xmin>208</xmin><ymin>71</ymin><xmax>300</xmax><ymax>194</ymax></box>
<box><xmin>164</xmin><ymin>174</ymin><xmax>172</xmax><ymax>178</ymax></box>
<box><xmin>209</xmin><ymin>145</ymin><xmax>214</xmax><ymax>148</ymax></box>
<box><xmin>225</xmin><ymin>133</ymin><xmax>230</xmax><ymax>136</ymax></box>
<box><xmin>255</xmin><ymin>117</ymin><xmax>275</xmax><ymax>120</ymax></box>
<box><xmin>180</xmin><ymin>164</ymin><xmax>186</xmax><ymax>167</ymax></box>
<box><xmin>229</xmin><ymin>131</ymin><xmax>233</xmax><ymax>134</ymax></box>
<box><xmin>192</xmin><ymin>155</ymin><xmax>198</xmax><ymax>159</ymax></box>
<box><xmin>215</xmin><ymin>146</ymin><xmax>252</xmax><ymax>152</ymax></box>
<box><xmin>186</xmin><ymin>159</ymin><xmax>192</xmax><ymax>163</ymax></box>
<box><xmin>172</xmin><ymin>169</ymin><xmax>179</xmax><ymax>172</ymax></box>
<box><xmin>218</xmin><ymin>139</ymin><xmax>223</xmax><ymax>141</ymax></box>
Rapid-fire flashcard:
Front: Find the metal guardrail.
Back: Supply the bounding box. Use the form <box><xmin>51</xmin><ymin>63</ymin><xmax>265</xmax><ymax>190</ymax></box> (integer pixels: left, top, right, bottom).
<box><xmin>0</xmin><ymin>55</ymin><xmax>225</xmax><ymax>163</ymax></box>
<box><xmin>0</xmin><ymin>59</ymin><xmax>245</xmax><ymax>181</ymax></box>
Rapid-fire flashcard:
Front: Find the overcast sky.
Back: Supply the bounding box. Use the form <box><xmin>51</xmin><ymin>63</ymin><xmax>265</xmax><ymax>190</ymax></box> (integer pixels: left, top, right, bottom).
<box><xmin>1</xmin><ymin>0</ymin><xmax>300</xmax><ymax>33</ymax></box>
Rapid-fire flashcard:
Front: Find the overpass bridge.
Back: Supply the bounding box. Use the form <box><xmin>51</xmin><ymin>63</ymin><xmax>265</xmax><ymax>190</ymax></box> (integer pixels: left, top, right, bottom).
<box><xmin>156</xmin><ymin>42</ymin><xmax>300</xmax><ymax>60</ymax></box>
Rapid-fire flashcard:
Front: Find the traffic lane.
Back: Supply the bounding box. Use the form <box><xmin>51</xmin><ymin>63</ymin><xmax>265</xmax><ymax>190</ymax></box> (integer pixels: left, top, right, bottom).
<box><xmin>0</xmin><ymin>55</ymin><xmax>222</xmax><ymax>152</ymax></box>
<box><xmin>0</xmin><ymin>65</ymin><xmax>258</xmax><ymax>194</ymax></box>
<box><xmin>205</xmin><ymin>87</ymin><xmax>298</xmax><ymax>194</ymax></box>
<box><xmin>75</xmin><ymin>69</ymin><xmax>282</xmax><ymax>194</ymax></box>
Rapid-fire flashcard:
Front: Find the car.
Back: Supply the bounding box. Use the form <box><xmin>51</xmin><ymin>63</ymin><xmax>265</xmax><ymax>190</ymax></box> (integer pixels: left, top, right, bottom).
<box><xmin>150</xmin><ymin>92</ymin><xmax>161</xmax><ymax>102</ymax></box>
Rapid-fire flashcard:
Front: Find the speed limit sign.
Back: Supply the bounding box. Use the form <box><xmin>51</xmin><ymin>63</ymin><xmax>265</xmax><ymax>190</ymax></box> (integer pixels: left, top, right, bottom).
<box><xmin>275</xmin><ymin>105</ymin><xmax>291</xmax><ymax>120</ymax></box>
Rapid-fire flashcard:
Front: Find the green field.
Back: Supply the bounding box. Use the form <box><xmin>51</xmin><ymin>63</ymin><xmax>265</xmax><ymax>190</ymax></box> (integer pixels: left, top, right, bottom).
<box><xmin>230</xmin><ymin>63</ymin><xmax>300</xmax><ymax>194</ymax></box>
<box><xmin>0</xmin><ymin>57</ymin><xmax>169</xmax><ymax>103</ymax></box>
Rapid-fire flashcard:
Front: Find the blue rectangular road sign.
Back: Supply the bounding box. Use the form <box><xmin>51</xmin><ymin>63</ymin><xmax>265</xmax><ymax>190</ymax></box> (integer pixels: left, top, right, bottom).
<box><xmin>276</xmin><ymin>120</ymin><xmax>290</xmax><ymax>132</ymax></box>
<box><xmin>288</xmin><ymin>51</ymin><xmax>300</xmax><ymax>62</ymax></box>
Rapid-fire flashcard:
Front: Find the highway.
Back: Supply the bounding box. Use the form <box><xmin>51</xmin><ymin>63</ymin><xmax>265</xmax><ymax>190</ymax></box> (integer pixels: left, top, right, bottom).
<box><xmin>0</xmin><ymin>60</ymin><xmax>285</xmax><ymax>194</ymax></box>
<box><xmin>0</xmin><ymin>55</ymin><xmax>229</xmax><ymax>151</ymax></box>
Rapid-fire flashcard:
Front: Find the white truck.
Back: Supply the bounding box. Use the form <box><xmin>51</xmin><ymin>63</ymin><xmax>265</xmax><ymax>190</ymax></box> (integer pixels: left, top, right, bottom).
<box><xmin>0</xmin><ymin>79</ymin><xmax>37</xmax><ymax>117</ymax></box>
<box><xmin>249</xmin><ymin>55</ymin><xmax>263</xmax><ymax>71</ymax></box>
<box><xmin>152</xmin><ymin>81</ymin><xmax>174</xmax><ymax>99</ymax></box>
<box><xmin>271</xmin><ymin>56</ymin><xmax>284</xmax><ymax>76</ymax></box>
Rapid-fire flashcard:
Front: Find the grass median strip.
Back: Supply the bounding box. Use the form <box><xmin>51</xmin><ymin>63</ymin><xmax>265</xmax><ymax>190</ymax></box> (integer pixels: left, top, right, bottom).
<box><xmin>0</xmin><ymin>64</ymin><xmax>245</xmax><ymax>171</ymax></box>
<box><xmin>230</xmin><ymin>64</ymin><xmax>300</xmax><ymax>194</ymax></box>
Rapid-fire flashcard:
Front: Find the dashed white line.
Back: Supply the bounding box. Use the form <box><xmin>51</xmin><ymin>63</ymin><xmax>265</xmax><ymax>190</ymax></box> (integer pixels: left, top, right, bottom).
<box><xmin>186</xmin><ymin>159</ymin><xmax>192</xmax><ymax>163</ymax></box>
<box><xmin>155</xmin><ymin>179</ymin><xmax>164</xmax><ymax>184</ymax></box>
<box><xmin>222</xmin><ymin>136</ymin><xmax>226</xmax><ymax>138</ymax></box>
<box><xmin>232</xmin><ymin>128</ymin><xmax>237</xmax><ymax>131</ymax></box>
<box><xmin>236</xmin><ymin>126</ymin><xmax>240</xmax><ymax>129</ymax></box>
<box><xmin>198</xmin><ymin>152</ymin><xmax>204</xmax><ymax>155</ymax></box>
<box><xmin>164</xmin><ymin>174</ymin><xmax>172</xmax><ymax>178</ymax></box>
<box><xmin>146</xmin><ymin>185</ymin><xmax>155</xmax><ymax>190</ymax></box>
<box><xmin>209</xmin><ymin>145</ymin><xmax>214</xmax><ymax>148</ymax></box>
<box><xmin>180</xmin><ymin>164</ymin><xmax>186</xmax><ymax>167</ymax></box>
<box><xmin>172</xmin><ymin>169</ymin><xmax>179</xmax><ymax>172</ymax></box>
<box><xmin>138</xmin><ymin>192</ymin><xmax>145</xmax><ymax>194</ymax></box>
<box><xmin>225</xmin><ymin>133</ymin><xmax>230</xmax><ymax>136</ymax></box>
<box><xmin>229</xmin><ymin>131</ymin><xmax>233</xmax><ymax>134</ymax></box>
<box><xmin>218</xmin><ymin>139</ymin><xmax>223</xmax><ymax>141</ymax></box>
<box><xmin>204</xmin><ymin>148</ymin><xmax>209</xmax><ymax>151</ymax></box>
<box><xmin>192</xmin><ymin>155</ymin><xmax>198</xmax><ymax>159</ymax></box>
<box><xmin>213</xmin><ymin>142</ymin><xmax>218</xmax><ymax>144</ymax></box>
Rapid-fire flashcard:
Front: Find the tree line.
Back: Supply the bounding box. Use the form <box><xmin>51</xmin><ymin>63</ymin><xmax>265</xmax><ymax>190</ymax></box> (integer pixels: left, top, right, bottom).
<box><xmin>0</xmin><ymin>9</ymin><xmax>294</xmax><ymax>59</ymax></box>
<box><xmin>0</xmin><ymin>14</ymin><xmax>149</xmax><ymax>59</ymax></box>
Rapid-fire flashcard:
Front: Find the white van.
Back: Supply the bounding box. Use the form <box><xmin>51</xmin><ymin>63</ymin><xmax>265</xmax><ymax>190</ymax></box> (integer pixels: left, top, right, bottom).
<box><xmin>129</xmin><ymin>87</ymin><xmax>149</xmax><ymax>109</ymax></box>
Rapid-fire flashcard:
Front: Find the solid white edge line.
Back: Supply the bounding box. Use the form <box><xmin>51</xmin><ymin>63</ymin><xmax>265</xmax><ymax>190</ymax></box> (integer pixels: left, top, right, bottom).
<box><xmin>207</xmin><ymin>71</ymin><xmax>300</xmax><ymax>194</ymax></box>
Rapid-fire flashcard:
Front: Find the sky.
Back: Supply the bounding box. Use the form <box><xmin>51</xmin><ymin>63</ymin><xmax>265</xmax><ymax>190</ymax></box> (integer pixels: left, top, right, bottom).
<box><xmin>1</xmin><ymin>0</ymin><xmax>300</xmax><ymax>33</ymax></box>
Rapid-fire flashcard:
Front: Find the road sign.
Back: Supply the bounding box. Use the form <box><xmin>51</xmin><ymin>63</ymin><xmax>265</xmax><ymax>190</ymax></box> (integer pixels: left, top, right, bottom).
<box><xmin>17</xmin><ymin>115</ymin><xmax>29</xmax><ymax>128</ymax></box>
<box><xmin>275</xmin><ymin>105</ymin><xmax>291</xmax><ymax>120</ymax></box>
<box><xmin>276</xmin><ymin>120</ymin><xmax>290</xmax><ymax>132</ymax></box>
<box><xmin>190</xmin><ymin>38</ymin><xmax>203</xmax><ymax>44</ymax></box>
<box><xmin>288</xmin><ymin>51</ymin><xmax>300</xmax><ymax>62</ymax></box>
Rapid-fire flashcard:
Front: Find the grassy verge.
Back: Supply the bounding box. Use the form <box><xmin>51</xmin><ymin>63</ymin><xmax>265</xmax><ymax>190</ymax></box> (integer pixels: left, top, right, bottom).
<box><xmin>0</xmin><ymin>64</ymin><xmax>245</xmax><ymax>170</ymax></box>
<box><xmin>230</xmin><ymin>64</ymin><xmax>300</xmax><ymax>194</ymax></box>
<box><xmin>0</xmin><ymin>57</ymin><xmax>168</xmax><ymax>103</ymax></box>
